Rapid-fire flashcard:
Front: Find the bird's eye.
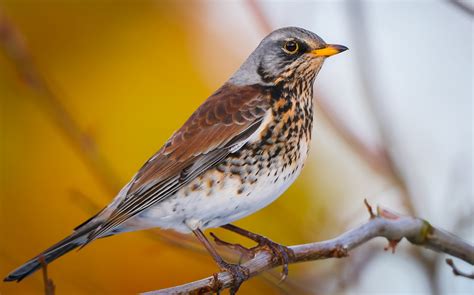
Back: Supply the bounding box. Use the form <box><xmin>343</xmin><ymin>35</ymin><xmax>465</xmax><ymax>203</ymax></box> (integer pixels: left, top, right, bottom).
<box><xmin>283</xmin><ymin>40</ymin><xmax>299</xmax><ymax>54</ymax></box>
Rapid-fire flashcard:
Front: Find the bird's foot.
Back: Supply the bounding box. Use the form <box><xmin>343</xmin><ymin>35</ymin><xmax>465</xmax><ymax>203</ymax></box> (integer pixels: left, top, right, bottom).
<box><xmin>216</xmin><ymin>261</ymin><xmax>249</xmax><ymax>295</ymax></box>
<box><xmin>212</xmin><ymin>229</ymin><xmax>293</xmax><ymax>281</ymax></box>
<box><xmin>210</xmin><ymin>232</ymin><xmax>254</xmax><ymax>260</ymax></box>
<box><xmin>249</xmin><ymin>235</ymin><xmax>294</xmax><ymax>281</ymax></box>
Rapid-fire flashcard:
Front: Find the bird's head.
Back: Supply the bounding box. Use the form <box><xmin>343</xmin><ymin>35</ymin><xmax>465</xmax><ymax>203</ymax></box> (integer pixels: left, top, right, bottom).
<box><xmin>230</xmin><ymin>27</ymin><xmax>347</xmax><ymax>86</ymax></box>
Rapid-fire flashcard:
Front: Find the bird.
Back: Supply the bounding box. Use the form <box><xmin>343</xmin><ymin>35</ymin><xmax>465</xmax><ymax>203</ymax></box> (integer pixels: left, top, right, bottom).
<box><xmin>4</xmin><ymin>26</ymin><xmax>347</xmax><ymax>293</ymax></box>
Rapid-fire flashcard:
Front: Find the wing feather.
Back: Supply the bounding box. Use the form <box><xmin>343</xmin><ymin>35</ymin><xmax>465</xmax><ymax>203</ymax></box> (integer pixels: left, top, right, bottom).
<box><xmin>87</xmin><ymin>83</ymin><xmax>270</xmax><ymax>241</ymax></box>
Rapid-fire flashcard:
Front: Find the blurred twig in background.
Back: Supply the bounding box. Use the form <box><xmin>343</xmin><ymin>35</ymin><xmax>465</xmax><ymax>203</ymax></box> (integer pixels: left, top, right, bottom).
<box><xmin>446</xmin><ymin>258</ymin><xmax>474</xmax><ymax>279</ymax></box>
<box><xmin>448</xmin><ymin>0</ymin><xmax>474</xmax><ymax>16</ymax></box>
<box><xmin>0</xmin><ymin>11</ymin><xmax>121</xmax><ymax>195</ymax></box>
<box><xmin>144</xmin><ymin>201</ymin><xmax>474</xmax><ymax>294</ymax></box>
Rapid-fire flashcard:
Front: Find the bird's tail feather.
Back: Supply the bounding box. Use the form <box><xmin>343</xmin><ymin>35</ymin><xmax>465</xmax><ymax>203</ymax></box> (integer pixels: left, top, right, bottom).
<box><xmin>4</xmin><ymin>224</ymin><xmax>98</xmax><ymax>282</ymax></box>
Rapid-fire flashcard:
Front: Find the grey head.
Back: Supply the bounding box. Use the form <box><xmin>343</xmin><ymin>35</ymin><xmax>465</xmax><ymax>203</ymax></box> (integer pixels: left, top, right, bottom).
<box><xmin>229</xmin><ymin>27</ymin><xmax>347</xmax><ymax>86</ymax></box>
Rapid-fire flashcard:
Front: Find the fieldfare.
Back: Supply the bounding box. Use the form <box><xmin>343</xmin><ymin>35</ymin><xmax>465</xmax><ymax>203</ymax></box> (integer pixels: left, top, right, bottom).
<box><xmin>5</xmin><ymin>27</ymin><xmax>347</xmax><ymax>293</ymax></box>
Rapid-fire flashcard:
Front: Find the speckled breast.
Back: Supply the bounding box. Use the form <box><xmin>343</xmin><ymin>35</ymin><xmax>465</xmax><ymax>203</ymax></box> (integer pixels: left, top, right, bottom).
<box><xmin>136</xmin><ymin>82</ymin><xmax>315</xmax><ymax>233</ymax></box>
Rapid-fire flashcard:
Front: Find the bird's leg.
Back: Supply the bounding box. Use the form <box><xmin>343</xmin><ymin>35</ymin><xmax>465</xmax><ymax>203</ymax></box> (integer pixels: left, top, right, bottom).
<box><xmin>210</xmin><ymin>232</ymin><xmax>254</xmax><ymax>260</ymax></box>
<box><xmin>221</xmin><ymin>224</ymin><xmax>294</xmax><ymax>281</ymax></box>
<box><xmin>192</xmin><ymin>229</ymin><xmax>249</xmax><ymax>294</ymax></box>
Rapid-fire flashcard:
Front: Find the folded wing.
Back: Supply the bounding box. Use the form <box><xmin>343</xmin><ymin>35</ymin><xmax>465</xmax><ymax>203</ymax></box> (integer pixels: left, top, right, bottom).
<box><xmin>87</xmin><ymin>83</ymin><xmax>270</xmax><ymax>241</ymax></box>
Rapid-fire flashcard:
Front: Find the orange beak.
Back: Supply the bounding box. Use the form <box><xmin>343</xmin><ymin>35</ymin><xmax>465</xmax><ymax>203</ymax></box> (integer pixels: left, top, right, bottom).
<box><xmin>311</xmin><ymin>44</ymin><xmax>348</xmax><ymax>57</ymax></box>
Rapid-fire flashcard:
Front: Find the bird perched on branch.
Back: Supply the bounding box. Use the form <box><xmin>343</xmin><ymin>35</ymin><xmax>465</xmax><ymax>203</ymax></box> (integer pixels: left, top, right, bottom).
<box><xmin>5</xmin><ymin>27</ymin><xmax>347</xmax><ymax>293</ymax></box>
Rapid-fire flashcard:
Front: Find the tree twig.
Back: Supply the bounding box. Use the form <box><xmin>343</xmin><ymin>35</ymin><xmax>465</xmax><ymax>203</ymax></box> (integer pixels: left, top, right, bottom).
<box><xmin>446</xmin><ymin>258</ymin><xmax>474</xmax><ymax>279</ymax></box>
<box><xmin>143</xmin><ymin>201</ymin><xmax>474</xmax><ymax>294</ymax></box>
<box><xmin>39</xmin><ymin>256</ymin><xmax>55</xmax><ymax>295</ymax></box>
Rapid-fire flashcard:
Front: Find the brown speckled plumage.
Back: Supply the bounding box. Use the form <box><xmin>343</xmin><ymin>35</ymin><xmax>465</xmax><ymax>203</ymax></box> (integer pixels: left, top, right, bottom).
<box><xmin>216</xmin><ymin>73</ymin><xmax>316</xmax><ymax>191</ymax></box>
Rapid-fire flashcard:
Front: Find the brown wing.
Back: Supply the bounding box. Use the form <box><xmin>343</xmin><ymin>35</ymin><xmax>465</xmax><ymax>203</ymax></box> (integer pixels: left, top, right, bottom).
<box><xmin>88</xmin><ymin>83</ymin><xmax>270</xmax><ymax>240</ymax></box>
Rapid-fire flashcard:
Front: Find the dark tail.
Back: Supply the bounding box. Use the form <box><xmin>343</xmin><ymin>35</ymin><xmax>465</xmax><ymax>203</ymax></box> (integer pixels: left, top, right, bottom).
<box><xmin>4</xmin><ymin>224</ymin><xmax>98</xmax><ymax>282</ymax></box>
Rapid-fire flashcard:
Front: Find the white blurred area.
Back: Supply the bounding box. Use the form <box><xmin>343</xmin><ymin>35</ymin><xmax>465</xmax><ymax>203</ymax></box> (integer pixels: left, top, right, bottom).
<box><xmin>184</xmin><ymin>0</ymin><xmax>472</xmax><ymax>294</ymax></box>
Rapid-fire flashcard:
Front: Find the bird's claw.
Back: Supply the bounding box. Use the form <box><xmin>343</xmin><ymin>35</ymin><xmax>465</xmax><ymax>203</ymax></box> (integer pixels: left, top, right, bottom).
<box><xmin>251</xmin><ymin>236</ymin><xmax>294</xmax><ymax>281</ymax></box>
<box><xmin>213</xmin><ymin>229</ymin><xmax>294</xmax><ymax>282</ymax></box>
<box><xmin>218</xmin><ymin>261</ymin><xmax>249</xmax><ymax>295</ymax></box>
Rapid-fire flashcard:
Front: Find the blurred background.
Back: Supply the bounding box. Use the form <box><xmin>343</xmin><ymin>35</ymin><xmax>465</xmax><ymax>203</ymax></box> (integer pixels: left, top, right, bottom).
<box><xmin>0</xmin><ymin>0</ymin><xmax>472</xmax><ymax>294</ymax></box>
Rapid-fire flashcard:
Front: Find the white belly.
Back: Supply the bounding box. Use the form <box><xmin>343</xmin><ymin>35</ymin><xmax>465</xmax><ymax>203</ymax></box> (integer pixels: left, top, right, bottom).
<box><xmin>124</xmin><ymin>141</ymin><xmax>309</xmax><ymax>233</ymax></box>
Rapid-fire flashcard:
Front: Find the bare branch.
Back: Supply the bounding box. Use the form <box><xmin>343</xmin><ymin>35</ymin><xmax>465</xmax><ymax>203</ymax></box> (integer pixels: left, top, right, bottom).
<box><xmin>143</xmin><ymin>203</ymin><xmax>474</xmax><ymax>294</ymax></box>
<box><xmin>446</xmin><ymin>258</ymin><xmax>474</xmax><ymax>279</ymax></box>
